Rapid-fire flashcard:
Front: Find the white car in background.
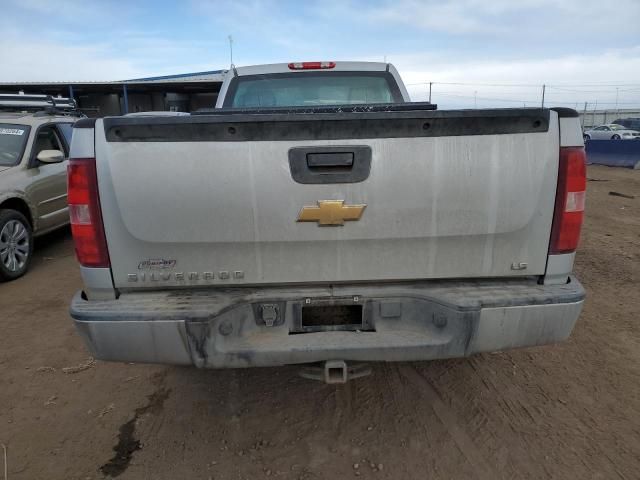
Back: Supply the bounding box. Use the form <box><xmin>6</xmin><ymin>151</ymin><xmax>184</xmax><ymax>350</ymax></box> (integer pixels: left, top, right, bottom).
<box><xmin>583</xmin><ymin>124</ymin><xmax>640</xmax><ymax>141</ymax></box>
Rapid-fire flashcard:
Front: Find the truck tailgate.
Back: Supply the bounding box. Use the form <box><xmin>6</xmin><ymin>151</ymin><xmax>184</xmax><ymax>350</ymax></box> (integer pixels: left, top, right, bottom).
<box><xmin>96</xmin><ymin>107</ymin><xmax>559</xmax><ymax>289</ymax></box>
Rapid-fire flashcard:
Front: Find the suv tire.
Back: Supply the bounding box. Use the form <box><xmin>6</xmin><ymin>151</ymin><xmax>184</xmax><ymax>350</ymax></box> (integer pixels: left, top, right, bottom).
<box><xmin>0</xmin><ymin>209</ymin><xmax>34</xmax><ymax>281</ymax></box>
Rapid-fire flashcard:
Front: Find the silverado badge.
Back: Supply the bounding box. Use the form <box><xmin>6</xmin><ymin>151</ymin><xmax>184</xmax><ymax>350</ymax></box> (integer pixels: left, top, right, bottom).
<box><xmin>297</xmin><ymin>200</ymin><xmax>366</xmax><ymax>226</ymax></box>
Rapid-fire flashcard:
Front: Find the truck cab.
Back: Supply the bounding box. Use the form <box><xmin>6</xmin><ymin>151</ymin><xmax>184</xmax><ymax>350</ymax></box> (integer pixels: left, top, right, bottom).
<box><xmin>215</xmin><ymin>61</ymin><xmax>411</xmax><ymax>108</ymax></box>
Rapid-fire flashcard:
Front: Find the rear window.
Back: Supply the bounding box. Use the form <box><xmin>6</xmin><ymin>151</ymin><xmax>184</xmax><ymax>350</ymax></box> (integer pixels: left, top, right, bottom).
<box><xmin>224</xmin><ymin>71</ymin><xmax>403</xmax><ymax>108</ymax></box>
<box><xmin>0</xmin><ymin>123</ymin><xmax>30</xmax><ymax>166</ymax></box>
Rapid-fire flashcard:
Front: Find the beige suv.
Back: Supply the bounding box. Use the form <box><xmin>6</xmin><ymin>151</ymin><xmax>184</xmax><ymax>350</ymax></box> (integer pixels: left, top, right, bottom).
<box><xmin>0</xmin><ymin>95</ymin><xmax>81</xmax><ymax>280</ymax></box>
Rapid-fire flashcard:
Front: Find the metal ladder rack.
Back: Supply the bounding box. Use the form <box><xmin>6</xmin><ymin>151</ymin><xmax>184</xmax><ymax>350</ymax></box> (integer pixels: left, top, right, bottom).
<box><xmin>0</xmin><ymin>93</ymin><xmax>84</xmax><ymax>117</ymax></box>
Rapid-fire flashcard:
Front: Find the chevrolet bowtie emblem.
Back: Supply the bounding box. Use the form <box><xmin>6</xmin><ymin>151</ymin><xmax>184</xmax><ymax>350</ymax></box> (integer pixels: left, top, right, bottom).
<box><xmin>297</xmin><ymin>200</ymin><xmax>366</xmax><ymax>226</ymax></box>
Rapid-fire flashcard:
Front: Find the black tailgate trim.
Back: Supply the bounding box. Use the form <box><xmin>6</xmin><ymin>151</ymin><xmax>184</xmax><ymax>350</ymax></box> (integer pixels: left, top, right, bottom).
<box><xmin>104</xmin><ymin>107</ymin><xmax>551</xmax><ymax>142</ymax></box>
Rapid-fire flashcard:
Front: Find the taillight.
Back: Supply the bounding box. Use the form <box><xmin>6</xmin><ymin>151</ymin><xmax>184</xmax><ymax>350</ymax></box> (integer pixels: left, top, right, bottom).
<box><xmin>67</xmin><ymin>158</ymin><xmax>110</xmax><ymax>267</ymax></box>
<box><xmin>288</xmin><ymin>61</ymin><xmax>336</xmax><ymax>70</ymax></box>
<box><xmin>550</xmin><ymin>147</ymin><xmax>586</xmax><ymax>254</ymax></box>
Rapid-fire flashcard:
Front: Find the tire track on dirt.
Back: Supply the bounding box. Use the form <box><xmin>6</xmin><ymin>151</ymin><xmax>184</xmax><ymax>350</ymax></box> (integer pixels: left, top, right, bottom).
<box><xmin>377</xmin><ymin>364</ymin><xmax>428</xmax><ymax>478</ymax></box>
<box><xmin>397</xmin><ymin>364</ymin><xmax>498</xmax><ymax>479</ymax></box>
<box><xmin>414</xmin><ymin>358</ymin><xmax>552</xmax><ymax>479</ymax></box>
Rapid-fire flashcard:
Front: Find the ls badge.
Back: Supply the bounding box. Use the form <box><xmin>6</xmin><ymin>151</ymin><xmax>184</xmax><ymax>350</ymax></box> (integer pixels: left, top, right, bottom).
<box><xmin>297</xmin><ymin>200</ymin><xmax>366</xmax><ymax>226</ymax></box>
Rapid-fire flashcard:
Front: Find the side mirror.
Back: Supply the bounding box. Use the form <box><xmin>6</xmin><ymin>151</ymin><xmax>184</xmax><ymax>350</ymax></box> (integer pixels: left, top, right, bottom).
<box><xmin>36</xmin><ymin>149</ymin><xmax>64</xmax><ymax>164</ymax></box>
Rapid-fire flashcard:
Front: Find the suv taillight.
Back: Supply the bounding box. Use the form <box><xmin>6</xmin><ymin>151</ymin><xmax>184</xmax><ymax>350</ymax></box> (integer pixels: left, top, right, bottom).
<box><xmin>550</xmin><ymin>147</ymin><xmax>586</xmax><ymax>254</ymax></box>
<box><xmin>67</xmin><ymin>158</ymin><xmax>110</xmax><ymax>267</ymax></box>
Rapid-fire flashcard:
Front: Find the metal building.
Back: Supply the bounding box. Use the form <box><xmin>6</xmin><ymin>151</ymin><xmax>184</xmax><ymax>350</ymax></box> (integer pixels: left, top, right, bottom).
<box><xmin>0</xmin><ymin>70</ymin><xmax>226</xmax><ymax>117</ymax></box>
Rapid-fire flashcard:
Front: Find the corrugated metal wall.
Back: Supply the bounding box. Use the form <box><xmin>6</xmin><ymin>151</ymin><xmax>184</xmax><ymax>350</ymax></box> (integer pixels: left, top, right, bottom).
<box><xmin>580</xmin><ymin>109</ymin><xmax>640</xmax><ymax>128</ymax></box>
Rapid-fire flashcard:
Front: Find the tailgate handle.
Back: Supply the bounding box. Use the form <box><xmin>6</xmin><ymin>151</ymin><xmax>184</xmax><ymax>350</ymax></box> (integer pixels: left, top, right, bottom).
<box><xmin>289</xmin><ymin>146</ymin><xmax>371</xmax><ymax>184</ymax></box>
<box><xmin>307</xmin><ymin>152</ymin><xmax>354</xmax><ymax>169</ymax></box>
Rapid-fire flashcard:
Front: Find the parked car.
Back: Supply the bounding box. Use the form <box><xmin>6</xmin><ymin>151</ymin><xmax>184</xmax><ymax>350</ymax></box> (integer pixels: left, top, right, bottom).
<box><xmin>68</xmin><ymin>62</ymin><xmax>586</xmax><ymax>383</ymax></box>
<box><xmin>0</xmin><ymin>94</ymin><xmax>81</xmax><ymax>280</ymax></box>
<box><xmin>583</xmin><ymin>123</ymin><xmax>640</xmax><ymax>141</ymax></box>
<box><xmin>612</xmin><ymin>117</ymin><xmax>640</xmax><ymax>131</ymax></box>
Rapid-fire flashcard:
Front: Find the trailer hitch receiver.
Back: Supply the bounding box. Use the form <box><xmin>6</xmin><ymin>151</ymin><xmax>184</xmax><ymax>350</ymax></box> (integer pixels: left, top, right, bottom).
<box><xmin>299</xmin><ymin>360</ymin><xmax>371</xmax><ymax>384</ymax></box>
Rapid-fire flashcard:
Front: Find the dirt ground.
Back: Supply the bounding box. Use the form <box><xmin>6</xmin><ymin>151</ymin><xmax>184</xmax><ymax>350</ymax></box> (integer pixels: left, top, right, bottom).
<box><xmin>1</xmin><ymin>164</ymin><xmax>638</xmax><ymax>480</ymax></box>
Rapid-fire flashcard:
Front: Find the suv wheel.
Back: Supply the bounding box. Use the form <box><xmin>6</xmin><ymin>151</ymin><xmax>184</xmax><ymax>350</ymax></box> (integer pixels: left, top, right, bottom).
<box><xmin>611</xmin><ymin>134</ymin><xmax>621</xmax><ymax>140</ymax></box>
<box><xmin>0</xmin><ymin>209</ymin><xmax>33</xmax><ymax>281</ymax></box>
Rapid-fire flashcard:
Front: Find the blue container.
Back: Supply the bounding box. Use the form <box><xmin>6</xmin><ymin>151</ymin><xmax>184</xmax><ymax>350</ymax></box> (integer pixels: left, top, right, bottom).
<box><xmin>585</xmin><ymin>140</ymin><xmax>640</xmax><ymax>169</ymax></box>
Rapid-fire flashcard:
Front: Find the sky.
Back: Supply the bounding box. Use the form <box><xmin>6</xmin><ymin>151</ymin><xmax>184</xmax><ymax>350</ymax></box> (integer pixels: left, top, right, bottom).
<box><xmin>1</xmin><ymin>0</ymin><xmax>640</xmax><ymax>109</ymax></box>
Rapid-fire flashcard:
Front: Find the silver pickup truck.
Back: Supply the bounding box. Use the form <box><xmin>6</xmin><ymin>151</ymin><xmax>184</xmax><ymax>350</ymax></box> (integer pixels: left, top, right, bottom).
<box><xmin>69</xmin><ymin>62</ymin><xmax>586</xmax><ymax>382</ymax></box>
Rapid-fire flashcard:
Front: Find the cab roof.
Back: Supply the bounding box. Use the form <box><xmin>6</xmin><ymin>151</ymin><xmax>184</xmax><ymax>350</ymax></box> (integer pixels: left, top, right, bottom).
<box><xmin>233</xmin><ymin>61</ymin><xmax>389</xmax><ymax>77</ymax></box>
